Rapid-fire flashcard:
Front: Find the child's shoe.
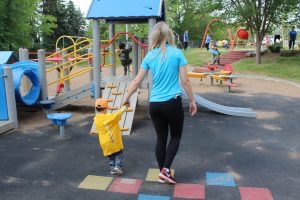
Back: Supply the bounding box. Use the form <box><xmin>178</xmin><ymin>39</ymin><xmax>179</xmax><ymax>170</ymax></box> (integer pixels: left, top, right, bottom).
<box><xmin>159</xmin><ymin>168</ymin><xmax>176</xmax><ymax>184</ymax></box>
<box><xmin>114</xmin><ymin>166</ymin><xmax>123</xmax><ymax>175</ymax></box>
<box><xmin>110</xmin><ymin>166</ymin><xmax>116</xmax><ymax>175</ymax></box>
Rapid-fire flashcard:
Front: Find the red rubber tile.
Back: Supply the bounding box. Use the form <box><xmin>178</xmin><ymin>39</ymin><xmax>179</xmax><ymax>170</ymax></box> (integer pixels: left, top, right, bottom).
<box><xmin>239</xmin><ymin>187</ymin><xmax>273</xmax><ymax>200</ymax></box>
<box><xmin>173</xmin><ymin>183</ymin><xmax>205</xmax><ymax>199</ymax></box>
<box><xmin>108</xmin><ymin>178</ymin><xmax>143</xmax><ymax>194</ymax></box>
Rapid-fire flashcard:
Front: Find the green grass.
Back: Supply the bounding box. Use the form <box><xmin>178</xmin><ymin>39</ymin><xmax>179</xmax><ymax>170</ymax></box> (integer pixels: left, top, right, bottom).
<box><xmin>233</xmin><ymin>54</ymin><xmax>300</xmax><ymax>82</ymax></box>
<box><xmin>184</xmin><ymin>48</ymin><xmax>300</xmax><ymax>83</ymax></box>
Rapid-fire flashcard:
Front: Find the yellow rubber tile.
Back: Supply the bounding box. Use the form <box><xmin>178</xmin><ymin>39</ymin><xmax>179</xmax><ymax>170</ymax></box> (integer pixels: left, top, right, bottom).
<box><xmin>145</xmin><ymin>168</ymin><xmax>175</xmax><ymax>182</ymax></box>
<box><xmin>78</xmin><ymin>175</ymin><xmax>113</xmax><ymax>190</ymax></box>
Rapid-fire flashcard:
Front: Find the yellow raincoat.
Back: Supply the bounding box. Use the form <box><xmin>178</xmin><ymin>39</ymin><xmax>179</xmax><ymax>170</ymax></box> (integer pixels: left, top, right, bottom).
<box><xmin>94</xmin><ymin>106</ymin><xmax>126</xmax><ymax>156</ymax></box>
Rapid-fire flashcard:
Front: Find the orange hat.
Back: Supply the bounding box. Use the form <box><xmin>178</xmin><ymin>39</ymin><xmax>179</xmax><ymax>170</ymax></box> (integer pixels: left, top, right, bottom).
<box><xmin>95</xmin><ymin>98</ymin><xmax>108</xmax><ymax>109</ymax></box>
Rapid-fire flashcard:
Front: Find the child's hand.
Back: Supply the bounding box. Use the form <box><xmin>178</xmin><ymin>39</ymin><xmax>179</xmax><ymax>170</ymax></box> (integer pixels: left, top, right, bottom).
<box><xmin>122</xmin><ymin>99</ymin><xmax>130</xmax><ymax>107</ymax></box>
<box><xmin>90</xmin><ymin>131</ymin><xmax>96</xmax><ymax>135</ymax></box>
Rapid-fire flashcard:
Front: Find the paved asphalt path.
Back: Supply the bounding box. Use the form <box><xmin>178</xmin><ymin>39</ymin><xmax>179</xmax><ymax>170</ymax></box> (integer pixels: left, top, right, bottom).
<box><xmin>0</xmin><ymin>92</ymin><xmax>299</xmax><ymax>200</ymax></box>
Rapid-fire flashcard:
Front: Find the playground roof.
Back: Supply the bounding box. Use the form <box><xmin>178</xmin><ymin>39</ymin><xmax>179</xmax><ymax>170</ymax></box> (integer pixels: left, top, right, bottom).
<box><xmin>0</xmin><ymin>51</ymin><xmax>18</xmax><ymax>65</ymax></box>
<box><xmin>86</xmin><ymin>0</ymin><xmax>165</xmax><ymax>23</ymax></box>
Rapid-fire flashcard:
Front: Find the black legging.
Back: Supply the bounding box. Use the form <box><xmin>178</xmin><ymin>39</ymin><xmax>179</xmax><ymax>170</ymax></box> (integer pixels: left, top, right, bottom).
<box><xmin>149</xmin><ymin>96</ymin><xmax>184</xmax><ymax>170</ymax></box>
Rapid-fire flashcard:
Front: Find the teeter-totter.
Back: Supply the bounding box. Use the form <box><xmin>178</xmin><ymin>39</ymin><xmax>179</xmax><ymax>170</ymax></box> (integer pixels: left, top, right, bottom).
<box><xmin>90</xmin><ymin>81</ymin><xmax>139</xmax><ymax>135</ymax></box>
<box><xmin>188</xmin><ymin>64</ymin><xmax>239</xmax><ymax>92</ymax></box>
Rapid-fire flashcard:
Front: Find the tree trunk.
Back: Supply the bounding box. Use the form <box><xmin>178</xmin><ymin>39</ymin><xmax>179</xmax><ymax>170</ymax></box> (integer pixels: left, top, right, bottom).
<box><xmin>255</xmin><ymin>33</ymin><xmax>262</xmax><ymax>64</ymax></box>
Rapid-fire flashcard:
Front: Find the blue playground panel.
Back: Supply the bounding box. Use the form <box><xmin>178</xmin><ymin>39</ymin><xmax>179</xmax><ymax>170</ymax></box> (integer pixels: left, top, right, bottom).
<box><xmin>206</xmin><ymin>172</ymin><xmax>236</xmax><ymax>187</ymax></box>
<box><xmin>87</xmin><ymin>0</ymin><xmax>164</xmax><ymax>20</ymax></box>
<box><xmin>0</xmin><ymin>67</ymin><xmax>8</xmax><ymax>120</ymax></box>
<box><xmin>0</xmin><ymin>51</ymin><xmax>18</xmax><ymax>64</ymax></box>
<box><xmin>138</xmin><ymin>194</ymin><xmax>170</xmax><ymax>200</ymax></box>
<box><xmin>1</xmin><ymin>61</ymin><xmax>40</xmax><ymax>106</ymax></box>
<box><xmin>47</xmin><ymin>113</ymin><xmax>72</xmax><ymax>126</ymax></box>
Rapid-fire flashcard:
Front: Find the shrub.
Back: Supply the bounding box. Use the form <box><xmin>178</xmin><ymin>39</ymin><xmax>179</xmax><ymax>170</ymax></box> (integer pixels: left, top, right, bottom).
<box><xmin>280</xmin><ymin>50</ymin><xmax>300</xmax><ymax>57</ymax></box>
<box><xmin>268</xmin><ymin>43</ymin><xmax>282</xmax><ymax>53</ymax></box>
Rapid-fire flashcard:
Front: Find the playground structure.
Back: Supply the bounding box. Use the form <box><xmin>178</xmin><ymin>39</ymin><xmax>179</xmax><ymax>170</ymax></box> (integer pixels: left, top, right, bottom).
<box><xmin>0</xmin><ymin>0</ymin><xmax>257</xmax><ymax>135</ymax></box>
<box><xmin>200</xmin><ymin>19</ymin><xmax>250</xmax><ymax>49</ymax></box>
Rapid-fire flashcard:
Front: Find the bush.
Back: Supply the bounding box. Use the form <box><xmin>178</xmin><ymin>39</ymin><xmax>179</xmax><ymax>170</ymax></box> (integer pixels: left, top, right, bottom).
<box><xmin>268</xmin><ymin>43</ymin><xmax>282</xmax><ymax>53</ymax></box>
<box><xmin>280</xmin><ymin>50</ymin><xmax>300</xmax><ymax>57</ymax></box>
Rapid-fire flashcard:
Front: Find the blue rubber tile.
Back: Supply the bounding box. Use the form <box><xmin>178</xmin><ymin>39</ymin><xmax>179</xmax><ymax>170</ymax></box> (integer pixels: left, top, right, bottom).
<box><xmin>206</xmin><ymin>172</ymin><xmax>236</xmax><ymax>187</ymax></box>
<box><xmin>138</xmin><ymin>194</ymin><xmax>170</xmax><ymax>200</ymax></box>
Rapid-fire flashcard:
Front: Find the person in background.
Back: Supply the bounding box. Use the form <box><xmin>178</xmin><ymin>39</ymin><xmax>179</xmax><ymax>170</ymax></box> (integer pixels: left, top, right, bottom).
<box><xmin>212</xmin><ymin>47</ymin><xmax>221</xmax><ymax>65</ymax></box>
<box><xmin>183</xmin><ymin>30</ymin><xmax>189</xmax><ymax>50</ymax></box>
<box><xmin>288</xmin><ymin>26</ymin><xmax>297</xmax><ymax>50</ymax></box>
<box><xmin>205</xmin><ymin>34</ymin><xmax>211</xmax><ymax>50</ymax></box>
<box><xmin>118</xmin><ymin>42</ymin><xmax>132</xmax><ymax>75</ymax></box>
<box><xmin>122</xmin><ymin>22</ymin><xmax>197</xmax><ymax>185</ymax></box>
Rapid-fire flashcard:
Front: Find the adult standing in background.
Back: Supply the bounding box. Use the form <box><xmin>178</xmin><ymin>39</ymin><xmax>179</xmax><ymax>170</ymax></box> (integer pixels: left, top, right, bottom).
<box><xmin>183</xmin><ymin>30</ymin><xmax>189</xmax><ymax>50</ymax></box>
<box><xmin>288</xmin><ymin>26</ymin><xmax>297</xmax><ymax>50</ymax></box>
<box><xmin>205</xmin><ymin>34</ymin><xmax>211</xmax><ymax>50</ymax></box>
<box><xmin>123</xmin><ymin>22</ymin><xmax>197</xmax><ymax>184</ymax></box>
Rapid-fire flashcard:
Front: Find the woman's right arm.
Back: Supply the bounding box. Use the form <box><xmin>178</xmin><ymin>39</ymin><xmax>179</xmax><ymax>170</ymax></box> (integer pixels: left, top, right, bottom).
<box><xmin>179</xmin><ymin>66</ymin><xmax>197</xmax><ymax>116</ymax></box>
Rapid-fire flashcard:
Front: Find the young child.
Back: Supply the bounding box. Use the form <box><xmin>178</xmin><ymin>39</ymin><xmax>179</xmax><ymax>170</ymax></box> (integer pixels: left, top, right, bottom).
<box><xmin>118</xmin><ymin>42</ymin><xmax>132</xmax><ymax>75</ymax></box>
<box><xmin>212</xmin><ymin>47</ymin><xmax>221</xmax><ymax>65</ymax></box>
<box><xmin>92</xmin><ymin>98</ymin><xmax>127</xmax><ymax>175</ymax></box>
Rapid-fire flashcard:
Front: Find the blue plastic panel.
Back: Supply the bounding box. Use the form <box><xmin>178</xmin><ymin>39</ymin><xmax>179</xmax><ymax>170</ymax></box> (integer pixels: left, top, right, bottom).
<box><xmin>0</xmin><ymin>67</ymin><xmax>8</xmax><ymax>120</ymax></box>
<box><xmin>0</xmin><ymin>51</ymin><xmax>13</xmax><ymax>64</ymax></box>
<box><xmin>87</xmin><ymin>0</ymin><xmax>163</xmax><ymax>19</ymax></box>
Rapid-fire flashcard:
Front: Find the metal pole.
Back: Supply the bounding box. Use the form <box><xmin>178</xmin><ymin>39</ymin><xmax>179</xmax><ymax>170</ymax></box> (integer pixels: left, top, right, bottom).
<box><xmin>62</xmin><ymin>50</ymin><xmax>70</xmax><ymax>92</ymax></box>
<box><xmin>59</xmin><ymin>126</ymin><xmax>65</xmax><ymax>138</ymax></box>
<box><xmin>56</xmin><ymin>48</ymin><xmax>61</xmax><ymax>80</ymax></box>
<box><xmin>138</xmin><ymin>45</ymin><xmax>142</xmax><ymax>70</ymax></box>
<box><xmin>109</xmin><ymin>23</ymin><xmax>116</xmax><ymax>76</ymax></box>
<box><xmin>126</xmin><ymin>24</ymin><xmax>129</xmax><ymax>48</ymax></box>
<box><xmin>93</xmin><ymin>19</ymin><xmax>101</xmax><ymax>99</ymax></box>
<box><xmin>23</xmin><ymin>48</ymin><xmax>29</xmax><ymax>60</ymax></box>
<box><xmin>38</xmin><ymin>49</ymin><xmax>48</xmax><ymax>101</ymax></box>
<box><xmin>18</xmin><ymin>48</ymin><xmax>24</xmax><ymax>61</ymax></box>
<box><xmin>88</xmin><ymin>48</ymin><xmax>94</xmax><ymax>82</ymax></box>
<box><xmin>132</xmin><ymin>38</ymin><xmax>138</xmax><ymax>76</ymax></box>
<box><xmin>3</xmin><ymin>67</ymin><xmax>18</xmax><ymax>129</ymax></box>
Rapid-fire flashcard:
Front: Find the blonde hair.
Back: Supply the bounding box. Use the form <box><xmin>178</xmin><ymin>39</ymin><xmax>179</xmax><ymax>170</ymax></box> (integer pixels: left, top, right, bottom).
<box><xmin>150</xmin><ymin>21</ymin><xmax>175</xmax><ymax>57</ymax></box>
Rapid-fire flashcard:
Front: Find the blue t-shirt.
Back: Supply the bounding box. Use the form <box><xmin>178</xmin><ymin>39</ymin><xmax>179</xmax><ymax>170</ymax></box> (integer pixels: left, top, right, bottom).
<box><xmin>183</xmin><ymin>32</ymin><xmax>189</xmax><ymax>42</ymax></box>
<box><xmin>141</xmin><ymin>45</ymin><xmax>187</xmax><ymax>102</ymax></box>
<box><xmin>205</xmin><ymin>35</ymin><xmax>211</xmax><ymax>44</ymax></box>
<box><xmin>289</xmin><ymin>30</ymin><xmax>297</xmax><ymax>39</ymax></box>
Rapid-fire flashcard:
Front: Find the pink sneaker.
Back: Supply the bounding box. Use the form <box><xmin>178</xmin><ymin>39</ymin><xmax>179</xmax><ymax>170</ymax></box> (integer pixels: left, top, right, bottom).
<box><xmin>159</xmin><ymin>168</ymin><xmax>176</xmax><ymax>184</ymax></box>
<box><xmin>158</xmin><ymin>177</ymin><xmax>166</xmax><ymax>184</ymax></box>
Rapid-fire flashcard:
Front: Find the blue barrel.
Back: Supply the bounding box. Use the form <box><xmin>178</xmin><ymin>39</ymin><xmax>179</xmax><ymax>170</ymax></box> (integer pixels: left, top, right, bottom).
<box><xmin>12</xmin><ymin>68</ymin><xmax>40</xmax><ymax>105</ymax></box>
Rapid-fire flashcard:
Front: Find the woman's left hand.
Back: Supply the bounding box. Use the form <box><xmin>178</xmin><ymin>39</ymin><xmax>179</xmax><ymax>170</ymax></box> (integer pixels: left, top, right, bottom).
<box><xmin>189</xmin><ymin>101</ymin><xmax>197</xmax><ymax>116</ymax></box>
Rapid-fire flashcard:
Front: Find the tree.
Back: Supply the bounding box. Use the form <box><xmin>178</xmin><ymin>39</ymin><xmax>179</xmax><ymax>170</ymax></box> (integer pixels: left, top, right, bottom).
<box><xmin>166</xmin><ymin>0</ymin><xmax>223</xmax><ymax>47</ymax></box>
<box><xmin>0</xmin><ymin>0</ymin><xmax>40</xmax><ymax>50</ymax></box>
<box><xmin>220</xmin><ymin>0</ymin><xmax>299</xmax><ymax>64</ymax></box>
<box><xmin>40</xmin><ymin>0</ymin><xmax>86</xmax><ymax>50</ymax></box>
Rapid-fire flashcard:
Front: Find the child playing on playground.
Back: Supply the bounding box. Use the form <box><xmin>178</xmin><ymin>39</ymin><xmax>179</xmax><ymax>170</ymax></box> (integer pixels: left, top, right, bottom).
<box><xmin>91</xmin><ymin>98</ymin><xmax>127</xmax><ymax>175</ymax></box>
<box><xmin>212</xmin><ymin>47</ymin><xmax>221</xmax><ymax>65</ymax></box>
<box><xmin>118</xmin><ymin>42</ymin><xmax>132</xmax><ymax>75</ymax></box>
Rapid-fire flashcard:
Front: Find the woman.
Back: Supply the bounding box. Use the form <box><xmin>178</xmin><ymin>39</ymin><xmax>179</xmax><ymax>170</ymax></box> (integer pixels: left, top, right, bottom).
<box><xmin>123</xmin><ymin>22</ymin><xmax>197</xmax><ymax>184</ymax></box>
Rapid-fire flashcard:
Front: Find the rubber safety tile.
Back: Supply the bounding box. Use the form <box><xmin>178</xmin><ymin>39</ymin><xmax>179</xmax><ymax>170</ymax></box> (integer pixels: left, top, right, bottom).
<box><xmin>78</xmin><ymin>175</ymin><xmax>113</xmax><ymax>190</ymax></box>
<box><xmin>239</xmin><ymin>187</ymin><xmax>273</xmax><ymax>200</ymax></box>
<box><xmin>138</xmin><ymin>194</ymin><xmax>171</xmax><ymax>200</ymax></box>
<box><xmin>108</xmin><ymin>178</ymin><xmax>143</xmax><ymax>194</ymax></box>
<box><xmin>206</xmin><ymin>172</ymin><xmax>236</xmax><ymax>187</ymax></box>
<box><xmin>173</xmin><ymin>183</ymin><xmax>205</xmax><ymax>199</ymax></box>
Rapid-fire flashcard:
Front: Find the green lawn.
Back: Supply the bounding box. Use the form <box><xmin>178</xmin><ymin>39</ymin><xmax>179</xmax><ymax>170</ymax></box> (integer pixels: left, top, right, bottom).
<box><xmin>184</xmin><ymin>48</ymin><xmax>300</xmax><ymax>83</ymax></box>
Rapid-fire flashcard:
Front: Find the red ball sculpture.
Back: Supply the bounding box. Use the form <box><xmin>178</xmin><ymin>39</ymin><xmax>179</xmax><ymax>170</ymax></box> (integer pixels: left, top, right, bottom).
<box><xmin>237</xmin><ymin>29</ymin><xmax>249</xmax><ymax>40</ymax></box>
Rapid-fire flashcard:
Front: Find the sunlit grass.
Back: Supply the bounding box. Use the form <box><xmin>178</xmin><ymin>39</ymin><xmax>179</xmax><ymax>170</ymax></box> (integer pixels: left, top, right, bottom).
<box><xmin>184</xmin><ymin>48</ymin><xmax>300</xmax><ymax>82</ymax></box>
